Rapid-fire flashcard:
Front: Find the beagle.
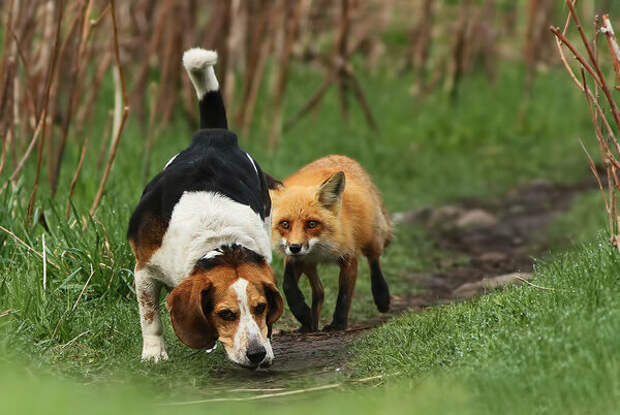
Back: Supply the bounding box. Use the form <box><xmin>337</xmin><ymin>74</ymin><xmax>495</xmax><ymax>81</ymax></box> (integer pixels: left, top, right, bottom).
<box><xmin>128</xmin><ymin>48</ymin><xmax>283</xmax><ymax>369</ymax></box>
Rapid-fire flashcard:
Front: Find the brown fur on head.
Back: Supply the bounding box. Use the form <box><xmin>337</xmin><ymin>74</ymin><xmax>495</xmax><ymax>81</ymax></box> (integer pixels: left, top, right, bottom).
<box><xmin>270</xmin><ymin>172</ymin><xmax>345</xmax><ymax>259</ymax></box>
<box><xmin>165</xmin><ymin>245</ymin><xmax>283</xmax><ymax>368</ymax></box>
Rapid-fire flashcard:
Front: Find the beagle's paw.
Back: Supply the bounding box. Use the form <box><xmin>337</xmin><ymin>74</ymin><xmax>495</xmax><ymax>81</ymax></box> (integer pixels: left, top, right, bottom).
<box><xmin>141</xmin><ymin>337</ymin><xmax>169</xmax><ymax>362</ymax></box>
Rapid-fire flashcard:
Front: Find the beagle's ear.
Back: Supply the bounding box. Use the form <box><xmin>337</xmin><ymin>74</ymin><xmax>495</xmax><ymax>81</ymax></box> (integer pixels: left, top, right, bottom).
<box><xmin>166</xmin><ymin>274</ymin><xmax>217</xmax><ymax>350</ymax></box>
<box><xmin>263</xmin><ymin>281</ymin><xmax>283</xmax><ymax>338</ymax></box>
<box><xmin>317</xmin><ymin>171</ymin><xmax>345</xmax><ymax>210</ymax></box>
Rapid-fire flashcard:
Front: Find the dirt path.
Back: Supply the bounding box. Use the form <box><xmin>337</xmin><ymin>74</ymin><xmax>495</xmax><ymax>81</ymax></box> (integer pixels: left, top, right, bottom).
<box><xmin>395</xmin><ymin>178</ymin><xmax>593</xmax><ymax>303</ymax></box>
<box><xmin>210</xmin><ymin>179</ymin><xmax>594</xmax><ymax>387</ymax></box>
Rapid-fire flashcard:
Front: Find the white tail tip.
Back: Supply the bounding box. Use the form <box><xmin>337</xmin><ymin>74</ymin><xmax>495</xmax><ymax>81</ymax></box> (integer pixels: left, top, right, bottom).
<box><xmin>183</xmin><ymin>48</ymin><xmax>218</xmax><ymax>70</ymax></box>
<box><xmin>182</xmin><ymin>48</ymin><xmax>219</xmax><ymax>98</ymax></box>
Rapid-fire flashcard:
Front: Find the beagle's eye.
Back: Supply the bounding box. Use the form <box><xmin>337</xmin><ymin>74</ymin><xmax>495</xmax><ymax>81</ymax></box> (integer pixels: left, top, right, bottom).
<box><xmin>253</xmin><ymin>303</ymin><xmax>266</xmax><ymax>315</ymax></box>
<box><xmin>217</xmin><ymin>309</ymin><xmax>237</xmax><ymax>321</ymax></box>
<box><xmin>306</xmin><ymin>220</ymin><xmax>320</xmax><ymax>229</ymax></box>
<box><xmin>279</xmin><ymin>220</ymin><xmax>290</xmax><ymax>230</ymax></box>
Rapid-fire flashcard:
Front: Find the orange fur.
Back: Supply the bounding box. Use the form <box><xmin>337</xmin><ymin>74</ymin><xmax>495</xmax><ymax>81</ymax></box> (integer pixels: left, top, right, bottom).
<box><xmin>271</xmin><ymin>155</ymin><xmax>391</xmax><ymax>259</ymax></box>
<box><xmin>270</xmin><ymin>155</ymin><xmax>392</xmax><ymax>331</ymax></box>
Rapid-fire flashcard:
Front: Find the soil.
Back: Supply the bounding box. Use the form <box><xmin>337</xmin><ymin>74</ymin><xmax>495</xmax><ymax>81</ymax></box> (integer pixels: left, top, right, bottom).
<box><xmin>209</xmin><ymin>179</ymin><xmax>595</xmax><ymax>388</ymax></box>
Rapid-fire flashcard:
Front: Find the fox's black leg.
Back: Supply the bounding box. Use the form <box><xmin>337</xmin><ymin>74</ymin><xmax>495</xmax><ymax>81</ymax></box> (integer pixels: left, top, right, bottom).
<box><xmin>368</xmin><ymin>257</ymin><xmax>390</xmax><ymax>312</ymax></box>
<box><xmin>283</xmin><ymin>259</ymin><xmax>313</xmax><ymax>332</ymax></box>
<box><xmin>303</xmin><ymin>263</ymin><xmax>324</xmax><ymax>332</ymax></box>
<box><xmin>325</xmin><ymin>256</ymin><xmax>358</xmax><ymax>331</ymax></box>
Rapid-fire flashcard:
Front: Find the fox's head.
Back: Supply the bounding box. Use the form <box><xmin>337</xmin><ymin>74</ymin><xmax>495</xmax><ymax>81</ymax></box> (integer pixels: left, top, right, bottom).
<box><xmin>270</xmin><ymin>172</ymin><xmax>345</xmax><ymax>259</ymax></box>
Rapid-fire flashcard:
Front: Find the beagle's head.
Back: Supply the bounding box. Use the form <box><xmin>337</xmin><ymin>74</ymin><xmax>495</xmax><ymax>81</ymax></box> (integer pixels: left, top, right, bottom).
<box><xmin>165</xmin><ymin>245</ymin><xmax>283</xmax><ymax>369</ymax></box>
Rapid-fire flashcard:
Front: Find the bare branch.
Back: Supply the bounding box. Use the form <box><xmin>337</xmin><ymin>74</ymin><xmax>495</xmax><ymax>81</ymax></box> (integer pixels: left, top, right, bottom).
<box><xmin>565</xmin><ymin>1</ymin><xmax>620</xmax><ymax>130</ymax></box>
<box><xmin>601</xmin><ymin>15</ymin><xmax>620</xmax><ymax>88</ymax></box>
<box><xmin>66</xmin><ymin>137</ymin><xmax>89</xmax><ymax>221</ymax></box>
<box><xmin>89</xmin><ymin>0</ymin><xmax>130</xmax><ymax>218</ymax></box>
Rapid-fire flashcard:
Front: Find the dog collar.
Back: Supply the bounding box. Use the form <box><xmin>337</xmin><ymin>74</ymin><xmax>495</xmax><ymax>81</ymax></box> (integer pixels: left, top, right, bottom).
<box><xmin>205</xmin><ymin>342</ymin><xmax>218</xmax><ymax>353</ymax></box>
<box><xmin>201</xmin><ymin>248</ymin><xmax>224</xmax><ymax>260</ymax></box>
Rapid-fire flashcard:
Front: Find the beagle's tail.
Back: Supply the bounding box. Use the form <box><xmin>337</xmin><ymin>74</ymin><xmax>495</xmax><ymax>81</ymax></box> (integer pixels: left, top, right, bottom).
<box><xmin>182</xmin><ymin>48</ymin><xmax>228</xmax><ymax>129</ymax></box>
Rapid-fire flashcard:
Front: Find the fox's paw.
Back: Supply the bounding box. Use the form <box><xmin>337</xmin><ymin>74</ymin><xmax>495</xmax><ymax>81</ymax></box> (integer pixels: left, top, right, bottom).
<box><xmin>374</xmin><ymin>294</ymin><xmax>390</xmax><ymax>313</ymax></box>
<box><xmin>296</xmin><ymin>324</ymin><xmax>316</xmax><ymax>333</ymax></box>
<box><xmin>323</xmin><ymin>322</ymin><xmax>347</xmax><ymax>332</ymax></box>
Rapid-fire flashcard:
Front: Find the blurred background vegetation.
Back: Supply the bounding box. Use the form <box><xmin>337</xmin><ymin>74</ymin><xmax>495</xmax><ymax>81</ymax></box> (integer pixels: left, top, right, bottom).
<box><xmin>2</xmin><ymin>0</ymin><xmax>620</xmax><ymax>202</ymax></box>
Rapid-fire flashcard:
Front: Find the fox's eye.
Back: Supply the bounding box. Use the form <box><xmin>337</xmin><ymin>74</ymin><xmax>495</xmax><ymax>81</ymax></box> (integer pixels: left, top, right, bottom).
<box><xmin>279</xmin><ymin>220</ymin><xmax>290</xmax><ymax>230</ymax></box>
<box><xmin>306</xmin><ymin>220</ymin><xmax>320</xmax><ymax>229</ymax></box>
<box><xmin>253</xmin><ymin>303</ymin><xmax>266</xmax><ymax>315</ymax></box>
<box><xmin>217</xmin><ymin>309</ymin><xmax>237</xmax><ymax>321</ymax></box>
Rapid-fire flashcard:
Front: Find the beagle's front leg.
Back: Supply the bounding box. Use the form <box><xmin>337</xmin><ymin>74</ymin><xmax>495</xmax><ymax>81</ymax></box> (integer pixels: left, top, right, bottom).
<box><xmin>134</xmin><ymin>267</ymin><xmax>168</xmax><ymax>362</ymax></box>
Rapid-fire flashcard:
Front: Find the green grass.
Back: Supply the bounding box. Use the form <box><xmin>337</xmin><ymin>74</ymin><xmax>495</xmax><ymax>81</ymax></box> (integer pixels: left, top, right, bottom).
<box><xmin>352</xmin><ymin>234</ymin><xmax>620</xmax><ymax>414</ymax></box>
<box><xmin>546</xmin><ymin>189</ymin><xmax>608</xmax><ymax>248</ymax></box>
<box><xmin>0</xmin><ymin>56</ymin><xmax>613</xmax><ymax>412</ymax></box>
<box><xmin>2</xmin><ymin>235</ymin><xmax>619</xmax><ymax>414</ymax></box>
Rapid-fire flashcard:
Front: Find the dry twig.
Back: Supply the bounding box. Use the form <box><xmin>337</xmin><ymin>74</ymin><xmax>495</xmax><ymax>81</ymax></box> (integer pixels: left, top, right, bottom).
<box><xmin>565</xmin><ymin>1</ymin><xmax>620</xmax><ymax>128</ymax></box>
<box><xmin>59</xmin><ymin>330</ymin><xmax>90</xmax><ymax>350</ymax></box>
<box><xmin>72</xmin><ymin>264</ymin><xmax>94</xmax><ymax>312</ymax></box>
<box><xmin>514</xmin><ymin>276</ymin><xmax>555</xmax><ymax>291</ymax></box>
<box><xmin>163</xmin><ymin>383</ymin><xmax>341</xmax><ymax>406</ymax></box>
<box><xmin>162</xmin><ymin>371</ymin><xmax>399</xmax><ymax>406</ymax></box>
<box><xmin>601</xmin><ymin>15</ymin><xmax>620</xmax><ymax>89</ymax></box>
<box><xmin>42</xmin><ymin>233</ymin><xmax>47</xmax><ymax>291</ymax></box>
<box><xmin>0</xmin><ymin>225</ymin><xmax>60</xmax><ymax>270</ymax></box>
<box><xmin>284</xmin><ymin>0</ymin><xmax>378</xmax><ymax>133</ymax></box>
<box><xmin>551</xmin><ymin>7</ymin><xmax>620</xmax><ymax>252</ymax></box>
<box><xmin>0</xmin><ymin>309</ymin><xmax>18</xmax><ymax>318</ymax></box>
<box><xmin>268</xmin><ymin>0</ymin><xmax>308</xmax><ymax>149</ymax></box>
<box><xmin>66</xmin><ymin>137</ymin><xmax>89</xmax><ymax>221</ymax></box>
<box><xmin>25</xmin><ymin>0</ymin><xmax>65</xmax><ymax>224</ymax></box>
<box><xmin>52</xmin><ymin>263</ymin><xmax>94</xmax><ymax>339</ymax></box>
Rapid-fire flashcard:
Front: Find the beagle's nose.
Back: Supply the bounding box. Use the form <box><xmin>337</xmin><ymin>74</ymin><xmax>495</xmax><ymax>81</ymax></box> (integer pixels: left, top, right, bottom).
<box><xmin>246</xmin><ymin>346</ymin><xmax>267</xmax><ymax>364</ymax></box>
<box><xmin>289</xmin><ymin>244</ymin><xmax>302</xmax><ymax>254</ymax></box>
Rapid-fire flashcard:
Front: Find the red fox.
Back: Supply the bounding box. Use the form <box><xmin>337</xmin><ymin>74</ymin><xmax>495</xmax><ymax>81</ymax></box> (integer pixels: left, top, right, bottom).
<box><xmin>270</xmin><ymin>155</ymin><xmax>392</xmax><ymax>331</ymax></box>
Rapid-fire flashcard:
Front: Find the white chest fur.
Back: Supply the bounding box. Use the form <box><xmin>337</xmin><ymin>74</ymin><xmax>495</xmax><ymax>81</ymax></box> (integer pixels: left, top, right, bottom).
<box><xmin>148</xmin><ymin>191</ymin><xmax>272</xmax><ymax>287</ymax></box>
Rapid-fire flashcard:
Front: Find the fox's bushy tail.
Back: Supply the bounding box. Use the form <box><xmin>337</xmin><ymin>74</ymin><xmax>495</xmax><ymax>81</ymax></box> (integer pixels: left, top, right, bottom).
<box><xmin>182</xmin><ymin>48</ymin><xmax>227</xmax><ymax>129</ymax></box>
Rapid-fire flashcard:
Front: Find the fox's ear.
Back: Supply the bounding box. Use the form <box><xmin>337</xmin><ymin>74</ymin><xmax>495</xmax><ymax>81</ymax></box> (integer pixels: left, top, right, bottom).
<box><xmin>263</xmin><ymin>172</ymin><xmax>283</xmax><ymax>190</ymax></box>
<box><xmin>317</xmin><ymin>171</ymin><xmax>345</xmax><ymax>210</ymax></box>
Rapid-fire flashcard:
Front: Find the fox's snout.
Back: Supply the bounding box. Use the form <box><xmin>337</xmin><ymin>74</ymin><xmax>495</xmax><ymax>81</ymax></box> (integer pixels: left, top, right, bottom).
<box><xmin>281</xmin><ymin>239</ymin><xmax>314</xmax><ymax>256</ymax></box>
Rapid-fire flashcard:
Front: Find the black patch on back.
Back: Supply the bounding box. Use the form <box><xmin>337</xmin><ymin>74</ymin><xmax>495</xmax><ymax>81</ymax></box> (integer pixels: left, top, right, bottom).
<box><xmin>193</xmin><ymin>244</ymin><xmax>265</xmax><ymax>272</ymax></box>
<box><xmin>128</xmin><ymin>129</ymin><xmax>271</xmax><ymax>243</ymax></box>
